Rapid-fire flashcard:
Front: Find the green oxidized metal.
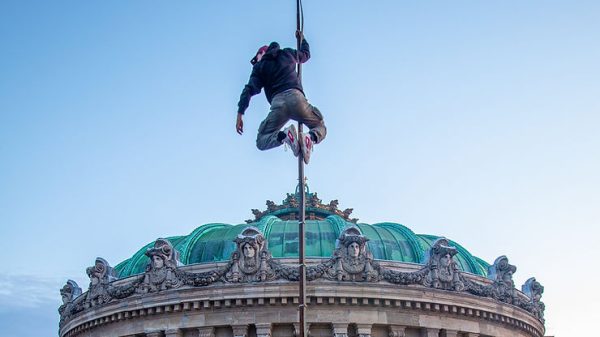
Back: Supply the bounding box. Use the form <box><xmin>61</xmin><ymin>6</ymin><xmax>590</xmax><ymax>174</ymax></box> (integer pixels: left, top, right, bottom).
<box><xmin>114</xmin><ymin>189</ymin><xmax>490</xmax><ymax>278</ymax></box>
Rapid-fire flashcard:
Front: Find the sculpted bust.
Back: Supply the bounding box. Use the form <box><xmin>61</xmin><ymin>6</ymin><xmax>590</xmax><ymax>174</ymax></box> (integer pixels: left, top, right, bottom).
<box><xmin>60</xmin><ymin>279</ymin><xmax>82</xmax><ymax>305</ymax></box>
<box><xmin>58</xmin><ymin>279</ymin><xmax>83</xmax><ymax>322</ymax></box>
<box><xmin>138</xmin><ymin>238</ymin><xmax>182</xmax><ymax>293</ymax></box>
<box><xmin>84</xmin><ymin>257</ymin><xmax>115</xmax><ymax>308</ymax></box>
<box><xmin>226</xmin><ymin>227</ymin><xmax>272</xmax><ymax>282</ymax></box>
<box><xmin>330</xmin><ymin>227</ymin><xmax>379</xmax><ymax>281</ymax></box>
<box><xmin>522</xmin><ymin>277</ymin><xmax>545</xmax><ymax>320</ymax></box>
<box><xmin>423</xmin><ymin>238</ymin><xmax>464</xmax><ymax>291</ymax></box>
<box><xmin>488</xmin><ymin>255</ymin><xmax>518</xmax><ymax>303</ymax></box>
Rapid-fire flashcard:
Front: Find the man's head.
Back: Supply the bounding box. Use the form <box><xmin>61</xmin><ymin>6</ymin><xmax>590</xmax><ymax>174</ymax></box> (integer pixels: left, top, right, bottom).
<box><xmin>250</xmin><ymin>45</ymin><xmax>268</xmax><ymax>65</ymax></box>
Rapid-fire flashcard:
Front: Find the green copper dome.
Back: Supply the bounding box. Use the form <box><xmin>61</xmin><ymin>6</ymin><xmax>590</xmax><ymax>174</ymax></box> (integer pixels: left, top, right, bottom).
<box><xmin>115</xmin><ymin>190</ymin><xmax>490</xmax><ymax>278</ymax></box>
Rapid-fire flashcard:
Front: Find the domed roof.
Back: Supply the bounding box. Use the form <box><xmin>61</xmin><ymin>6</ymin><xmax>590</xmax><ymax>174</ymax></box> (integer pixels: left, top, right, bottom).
<box><xmin>114</xmin><ymin>189</ymin><xmax>490</xmax><ymax>278</ymax></box>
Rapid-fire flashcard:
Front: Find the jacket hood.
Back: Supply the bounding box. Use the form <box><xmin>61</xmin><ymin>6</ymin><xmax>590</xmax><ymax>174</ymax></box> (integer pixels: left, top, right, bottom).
<box><xmin>263</xmin><ymin>42</ymin><xmax>280</xmax><ymax>59</ymax></box>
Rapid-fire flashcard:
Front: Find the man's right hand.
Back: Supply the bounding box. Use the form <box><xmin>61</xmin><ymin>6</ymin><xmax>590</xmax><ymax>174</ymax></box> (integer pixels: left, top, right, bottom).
<box><xmin>236</xmin><ymin>113</ymin><xmax>244</xmax><ymax>135</ymax></box>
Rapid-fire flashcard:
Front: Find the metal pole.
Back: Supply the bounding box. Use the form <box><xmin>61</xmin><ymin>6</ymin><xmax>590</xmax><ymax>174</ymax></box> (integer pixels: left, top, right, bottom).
<box><xmin>296</xmin><ymin>1</ymin><xmax>306</xmax><ymax>337</ymax></box>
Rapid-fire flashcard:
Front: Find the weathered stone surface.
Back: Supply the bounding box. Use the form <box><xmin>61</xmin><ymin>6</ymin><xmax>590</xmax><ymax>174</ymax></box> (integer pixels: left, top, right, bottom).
<box><xmin>226</xmin><ymin>227</ymin><xmax>275</xmax><ymax>282</ymax></box>
<box><xmin>137</xmin><ymin>238</ymin><xmax>183</xmax><ymax>293</ymax></box>
<box><xmin>522</xmin><ymin>277</ymin><xmax>545</xmax><ymax>322</ymax></box>
<box><xmin>59</xmin><ymin>228</ymin><xmax>545</xmax><ymax>337</ymax></box>
<box><xmin>84</xmin><ymin>257</ymin><xmax>116</xmax><ymax>308</ymax></box>
<box><xmin>422</xmin><ymin>238</ymin><xmax>464</xmax><ymax>291</ymax></box>
<box><xmin>324</xmin><ymin>227</ymin><xmax>380</xmax><ymax>282</ymax></box>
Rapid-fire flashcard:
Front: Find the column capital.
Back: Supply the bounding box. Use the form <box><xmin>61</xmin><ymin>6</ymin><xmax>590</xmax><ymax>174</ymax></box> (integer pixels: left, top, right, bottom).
<box><xmin>421</xmin><ymin>328</ymin><xmax>439</xmax><ymax>337</ymax></box>
<box><xmin>388</xmin><ymin>325</ymin><xmax>406</xmax><ymax>337</ymax></box>
<box><xmin>444</xmin><ymin>330</ymin><xmax>459</xmax><ymax>337</ymax></box>
<box><xmin>355</xmin><ymin>324</ymin><xmax>372</xmax><ymax>337</ymax></box>
<box><xmin>198</xmin><ymin>327</ymin><xmax>215</xmax><ymax>337</ymax></box>
<box><xmin>145</xmin><ymin>331</ymin><xmax>164</xmax><ymax>337</ymax></box>
<box><xmin>255</xmin><ymin>323</ymin><xmax>272</xmax><ymax>337</ymax></box>
<box><xmin>232</xmin><ymin>324</ymin><xmax>249</xmax><ymax>337</ymax></box>
<box><xmin>165</xmin><ymin>329</ymin><xmax>182</xmax><ymax>337</ymax></box>
<box><xmin>332</xmin><ymin>323</ymin><xmax>348</xmax><ymax>337</ymax></box>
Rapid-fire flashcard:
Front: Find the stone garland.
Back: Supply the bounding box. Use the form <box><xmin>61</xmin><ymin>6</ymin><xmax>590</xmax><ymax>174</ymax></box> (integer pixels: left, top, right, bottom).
<box><xmin>59</xmin><ymin>227</ymin><xmax>545</xmax><ymax>328</ymax></box>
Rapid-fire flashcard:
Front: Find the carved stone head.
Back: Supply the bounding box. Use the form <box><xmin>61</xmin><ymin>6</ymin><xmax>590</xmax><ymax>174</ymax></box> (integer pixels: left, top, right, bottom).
<box><xmin>522</xmin><ymin>277</ymin><xmax>545</xmax><ymax>321</ymax></box>
<box><xmin>86</xmin><ymin>257</ymin><xmax>115</xmax><ymax>285</ymax></box>
<box><xmin>337</xmin><ymin>227</ymin><xmax>369</xmax><ymax>259</ymax></box>
<box><xmin>423</xmin><ymin>238</ymin><xmax>464</xmax><ymax>290</ymax></box>
<box><xmin>145</xmin><ymin>238</ymin><xmax>180</xmax><ymax>271</ymax></box>
<box><xmin>233</xmin><ymin>227</ymin><xmax>266</xmax><ymax>274</ymax></box>
<box><xmin>522</xmin><ymin>277</ymin><xmax>544</xmax><ymax>302</ymax></box>
<box><xmin>333</xmin><ymin>227</ymin><xmax>379</xmax><ymax>280</ymax></box>
<box><xmin>488</xmin><ymin>255</ymin><xmax>517</xmax><ymax>287</ymax></box>
<box><xmin>425</xmin><ymin>238</ymin><xmax>458</xmax><ymax>264</ymax></box>
<box><xmin>60</xmin><ymin>280</ymin><xmax>82</xmax><ymax>304</ymax></box>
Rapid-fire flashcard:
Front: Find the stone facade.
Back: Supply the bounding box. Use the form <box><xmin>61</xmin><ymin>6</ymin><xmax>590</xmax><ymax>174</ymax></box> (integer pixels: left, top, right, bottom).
<box><xmin>59</xmin><ymin>227</ymin><xmax>545</xmax><ymax>337</ymax></box>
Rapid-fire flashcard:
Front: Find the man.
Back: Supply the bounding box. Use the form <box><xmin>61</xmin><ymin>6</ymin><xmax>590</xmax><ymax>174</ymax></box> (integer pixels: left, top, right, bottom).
<box><xmin>236</xmin><ymin>31</ymin><xmax>326</xmax><ymax>164</ymax></box>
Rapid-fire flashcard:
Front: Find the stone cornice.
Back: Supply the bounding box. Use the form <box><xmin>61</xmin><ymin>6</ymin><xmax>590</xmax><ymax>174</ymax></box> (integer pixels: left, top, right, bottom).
<box><xmin>59</xmin><ymin>231</ymin><xmax>545</xmax><ymax>337</ymax></box>
<box><xmin>60</xmin><ymin>281</ymin><xmax>544</xmax><ymax>337</ymax></box>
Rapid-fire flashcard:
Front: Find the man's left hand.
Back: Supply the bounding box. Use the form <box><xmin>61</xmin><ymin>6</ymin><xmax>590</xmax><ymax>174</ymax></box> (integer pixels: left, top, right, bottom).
<box><xmin>236</xmin><ymin>113</ymin><xmax>244</xmax><ymax>135</ymax></box>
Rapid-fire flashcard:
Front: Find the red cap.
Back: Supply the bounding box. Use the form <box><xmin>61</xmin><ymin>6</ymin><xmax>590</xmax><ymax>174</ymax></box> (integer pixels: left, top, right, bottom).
<box><xmin>251</xmin><ymin>45</ymin><xmax>269</xmax><ymax>65</ymax></box>
<box><xmin>257</xmin><ymin>45</ymin><xmax>268</xmax><ymax>55</ymax></box>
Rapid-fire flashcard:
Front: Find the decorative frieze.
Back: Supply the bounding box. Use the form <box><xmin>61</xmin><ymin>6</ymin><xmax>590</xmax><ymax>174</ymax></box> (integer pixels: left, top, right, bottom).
<box><xmin>59</xmin><ymin>228</ymin><xmax>545</xmax><ymax>330</ymax></box>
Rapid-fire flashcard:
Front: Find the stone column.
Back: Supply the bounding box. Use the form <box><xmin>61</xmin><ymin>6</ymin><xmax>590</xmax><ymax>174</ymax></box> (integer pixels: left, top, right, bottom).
<box><xmin>443</xmin><ymin>331</ymin><xmax>458</xmax><ymax>337</ymax></box>
<box><xmin>332</xmin><ymin>323</ymin><xmax>349</xmax><ymax>337</ymax></box>
<box><xmin>198</xmin><ymin>327</ymin><xmax>215</xmax><ymax>337</ymax></box>
<box><xmin>421</xmin><ymin>328</ymin><xmax>439</xmax><ymax>337</ymax></box>
<box><xmin>256</xmin><ymin>323</ymin><xmax>272</xmax><ymax>337</ymax></box>
<box><xmin>232</xmin><ymin>325</ymin><xmax>249</xmax><ymax>337</ymax></box>
<box><xmin>388</xmin><ymin>325</ymin><xmax>406</xmax><ymax>337</ymax></box>
<box><xmin>355</xmin><ymin>324</ymin><xmax>372</xmax><ymax>337</ymax></box>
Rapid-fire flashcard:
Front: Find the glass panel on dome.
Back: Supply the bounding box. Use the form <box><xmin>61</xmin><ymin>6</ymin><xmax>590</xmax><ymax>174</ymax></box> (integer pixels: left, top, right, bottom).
<box><xmin>356</xmin><ymin>224</ymin><xmax>386</xmax><ymax>260</ymax></box>
<box><xmin>267</xmin><ymin>220</ymin><xmax>286</xmax><ymax>258</ymax></box>
<box><xmin>282</xmin><ymin>220</ymin><xmax>299</xmax><ymax>257</ymax></box>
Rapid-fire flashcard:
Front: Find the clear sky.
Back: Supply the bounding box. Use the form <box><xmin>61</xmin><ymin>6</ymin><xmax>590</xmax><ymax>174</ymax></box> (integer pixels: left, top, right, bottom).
<box><xmin>1</xmin><ymin>1</ymin><xmax>598</xmax><ymax>336</ymax></box>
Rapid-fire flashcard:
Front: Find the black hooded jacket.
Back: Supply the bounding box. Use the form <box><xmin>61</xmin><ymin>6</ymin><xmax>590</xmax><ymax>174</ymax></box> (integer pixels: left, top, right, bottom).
<box><xmin>237</xmin><ymin>39</ymin><xmax>310</xmax><ymax>114</ymax></box>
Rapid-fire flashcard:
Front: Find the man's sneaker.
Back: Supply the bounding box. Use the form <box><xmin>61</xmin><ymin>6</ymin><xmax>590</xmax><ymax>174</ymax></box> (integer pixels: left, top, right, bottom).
<box><xmin>300</xmin><ymin>132</ymin><xmax>313</xmax><ymax>165</ymax></box>
<box><xmin>282</xmin><ymin>124</ymin><xmax>300</xmax><ymax>157</ymax></box>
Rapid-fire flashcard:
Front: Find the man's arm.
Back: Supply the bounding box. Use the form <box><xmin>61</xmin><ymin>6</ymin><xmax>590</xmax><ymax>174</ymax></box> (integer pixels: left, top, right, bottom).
<box><xmin>237</xmin><ymin>67</ymin><xmax>263</xmax><ymax>115</ymax></box>
<box><xmin>295</xmin><ymin>32</ymin><xmax>310</xmax><ymax>64</ymax></box>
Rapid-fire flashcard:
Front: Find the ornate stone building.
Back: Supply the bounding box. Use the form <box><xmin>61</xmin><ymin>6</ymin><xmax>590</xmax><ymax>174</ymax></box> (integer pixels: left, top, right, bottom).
<box><xmin>59</xmin><ymin>188</ymin><xmax>546</xmax><ymax>337</ymax></box>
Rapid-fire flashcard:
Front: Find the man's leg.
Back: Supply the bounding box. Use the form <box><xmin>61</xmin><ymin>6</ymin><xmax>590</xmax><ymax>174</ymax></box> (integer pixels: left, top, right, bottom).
<box><xmin>256</xmin><ymin>96</ymin><xmax>290</xmax><ymax>150</ymax></box>
<box><xmin>291</xmin><ymin>92</ymin><xmax>326</xmax><ymax>144</ymax></box>
<box><xmin>302</xmin><ymin>104</ymin><xmax>326</xmax><ymax>144</ymax></box>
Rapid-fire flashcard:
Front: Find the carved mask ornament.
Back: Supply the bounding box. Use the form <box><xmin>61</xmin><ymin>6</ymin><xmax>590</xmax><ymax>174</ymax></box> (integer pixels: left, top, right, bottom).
<box><xmin>84</xmin><ymin>257</ymin><xmax>115</xmax><ymax>307</ymax></box>
<box><xmin>423</xmin><ymin>238</ymin><xmax>464</xmax><ymax>290</ymax></box>
<box><xmin>60</xmin><ymin>280</ymin><xmax>82</xmax><ymax>305</ymax></box>
<box><xmin>329</xmin><ymin>226</ymin><xmax>379</xmax><ymax>281</ymax></box>
<box><xmin>233</xmin><ymin>227</ymin><xmax>266</xmax><ymax>275</ymax></box>
<box><xmin>489</xmin><ymin>255</ymin><xmax>517</xmax><ymax>287</ymax></box>
<box><xmin>139</xmin><ymin>238</ymin><xmax>182</xmax><ymax>292</ymax></box>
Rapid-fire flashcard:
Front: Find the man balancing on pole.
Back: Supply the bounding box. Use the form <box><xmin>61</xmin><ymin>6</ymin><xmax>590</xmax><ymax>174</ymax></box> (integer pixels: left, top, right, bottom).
<box><xmin>236</xmin><ymin>30</ymin><xmax>326</xmax><ymax>164</ymax></box>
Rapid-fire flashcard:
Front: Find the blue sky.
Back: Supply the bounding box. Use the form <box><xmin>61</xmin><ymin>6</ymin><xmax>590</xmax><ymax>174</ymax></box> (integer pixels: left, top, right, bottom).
<box><xmin>1</xmin><ymin>1</ymin><xmax>599</xmax><ymax>336</ymax></box>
